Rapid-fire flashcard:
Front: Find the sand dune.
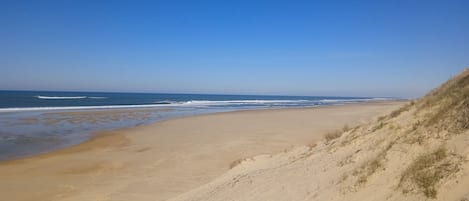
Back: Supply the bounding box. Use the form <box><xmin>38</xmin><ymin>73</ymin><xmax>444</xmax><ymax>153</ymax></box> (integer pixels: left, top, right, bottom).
<box><xmin>170</xmin><ymin>68</ymin><xmax>469</xmax><ymax>201</ymax></box>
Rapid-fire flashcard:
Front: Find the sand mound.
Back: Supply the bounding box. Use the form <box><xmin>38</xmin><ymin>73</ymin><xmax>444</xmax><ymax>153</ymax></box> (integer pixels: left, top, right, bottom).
<box><xmin>170</xmin><ymin>68</ymin><xmax>469</xmax><ymax>201</ymax></box>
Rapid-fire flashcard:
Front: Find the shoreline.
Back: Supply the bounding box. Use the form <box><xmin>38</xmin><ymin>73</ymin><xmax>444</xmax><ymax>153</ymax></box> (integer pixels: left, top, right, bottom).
<box><xmin>0</xmin><ymin>100</ymin><xmax>405</xmax><ymax>162</ymax></box>
<box><xmin>0</xmin><ymin>101</ymin><xmax>406</xmax><ymax>201</ymax></box>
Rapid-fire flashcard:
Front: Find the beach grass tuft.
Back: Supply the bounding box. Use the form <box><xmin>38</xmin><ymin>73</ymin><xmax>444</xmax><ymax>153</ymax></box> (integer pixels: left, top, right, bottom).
<box><xmin>325</xmin><ymin>130</ymin><xmax>342</xmax><ymax>142</ymax></box>
<box><xmin>399</xmin><ymin>147</ymin><xmax>461</xmax><ymax>198</ymax></box>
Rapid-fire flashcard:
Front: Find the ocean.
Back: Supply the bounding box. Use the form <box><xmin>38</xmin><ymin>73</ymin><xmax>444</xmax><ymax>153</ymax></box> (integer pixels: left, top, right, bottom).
<box><xmin>0</xmin><ymin>90</ymin><xmax>390</xmax><ymax>160</ymax></box>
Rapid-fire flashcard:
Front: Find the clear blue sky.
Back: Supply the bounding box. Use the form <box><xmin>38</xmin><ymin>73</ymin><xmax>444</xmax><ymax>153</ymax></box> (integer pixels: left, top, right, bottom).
<box><xmin>1</xmin><ymin>0</ymin><xmax>468</xmax><ymax>98</ymax></box>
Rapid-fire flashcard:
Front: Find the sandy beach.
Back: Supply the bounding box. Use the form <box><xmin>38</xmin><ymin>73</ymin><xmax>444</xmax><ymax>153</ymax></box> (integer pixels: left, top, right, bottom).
<box><xmin>3</xmin><ymin>1</ymin><xmax>467</xmax><ymax>200</ymax></box>
<box><xmin>0</xmin><ymin>101</ymin><xmax>404</xmax><ymax>201</ymax></box>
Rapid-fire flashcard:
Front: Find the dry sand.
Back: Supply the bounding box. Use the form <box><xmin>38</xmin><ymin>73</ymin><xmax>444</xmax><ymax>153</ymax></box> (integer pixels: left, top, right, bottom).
<box><xmin>0</xmin><ymin>101</ymin><xmax>404</xmax><ymax>201</ymax></box>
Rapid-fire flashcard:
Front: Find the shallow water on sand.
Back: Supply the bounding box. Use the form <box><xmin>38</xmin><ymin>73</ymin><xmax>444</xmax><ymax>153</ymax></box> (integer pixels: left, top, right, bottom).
<box><xmin>0</xmin><ymin>107</ymin><xmax>234</xmax><ymax>160</ymax></box>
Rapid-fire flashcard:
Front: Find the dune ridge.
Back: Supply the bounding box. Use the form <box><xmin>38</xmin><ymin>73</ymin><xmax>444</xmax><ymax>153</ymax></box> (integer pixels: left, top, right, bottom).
<box><xmin>170</xmin><ymin>68</ymin><xmax>469</xmax><ymax>201</ymax></box>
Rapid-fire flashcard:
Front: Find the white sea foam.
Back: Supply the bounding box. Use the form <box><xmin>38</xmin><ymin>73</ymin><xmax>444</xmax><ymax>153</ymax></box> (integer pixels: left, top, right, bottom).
<box><xmin>150</xmin><ymin>100</ymin><xmax>311</xmax><ymax>106</ymax></box>
<box><xmin>0</xmin><ymin>100</ymin><xmax>307</xmax><ymax>112</ymax></box>
<box><xmin>36</xmin><ymin>96</ymin><xmax>88</xmax><ymax>99</ymax></box>
<box><xmin>0</xmin><ymin>98</ymin><xmax>393</xmax><ymax>113</ymax></box>
<box><xmin>0</xmin><ymin>104</ymin><xmax>171</xmax><ymax>113</ymax></box>
<box><xmin>181</xmin><ymin>100</ymin><xmax>310</xmax><ymax>105</ymax></box>
<box><xmin>35</xmin><ymin>96</ymin><xmax>108</xmax><ymax>100</ymax></box>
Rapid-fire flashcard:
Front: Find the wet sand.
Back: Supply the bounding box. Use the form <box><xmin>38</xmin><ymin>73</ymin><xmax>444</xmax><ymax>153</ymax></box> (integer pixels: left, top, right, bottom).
<box><xmin>16</xmin><ymin>108</ymin><xmax>171</xmax><ymax>126</ymax></box>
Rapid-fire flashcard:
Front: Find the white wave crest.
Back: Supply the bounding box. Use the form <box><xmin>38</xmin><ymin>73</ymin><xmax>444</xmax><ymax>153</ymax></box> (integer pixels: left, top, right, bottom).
<box><xmin>36</xmin><ymin>96</ymin><xmax>87</xmax><ymax>100</ymax></box>
<box><xmin>1</xmin><ymin>98</ymin><xmax>394</xmax><ymax>113</ymax></box>
<box><xmin>35</xmin><ymin>96</ymin><xmax>108</xmax><ymax>100</ymax></box>
<box><xmin>0</xmin><ymin>104</ymin><xmax>171</xmax><ymax>113</ymax></box>
<box><xmin>181</xmin><ymin>100</ymin><xmax>310</xmax><ymax>106</ymax></box>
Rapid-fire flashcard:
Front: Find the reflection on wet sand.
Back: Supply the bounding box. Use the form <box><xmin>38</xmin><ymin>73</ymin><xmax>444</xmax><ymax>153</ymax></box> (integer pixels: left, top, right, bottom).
<box><xmin>0</xmin><ymin>108</ymin><xmax>174</xmax><ymax>160</ymax></box>
<box><xmin>15</xmin><ymin>108</ymin><xmax>171</xmax><ymax>126</ymax></box>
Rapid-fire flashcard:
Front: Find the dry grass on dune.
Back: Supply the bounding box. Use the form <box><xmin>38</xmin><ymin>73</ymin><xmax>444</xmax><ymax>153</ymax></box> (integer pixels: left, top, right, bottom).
<box><xmin>365</xmin><ymin>68</ymin><xmax>469</xmax><ymax>198</ymax></box>
<box><xmin>399</xmin><ymin>147</ymin><xmax>461</xmax><ymax>198</ymax></box>
<box><xmin>336</xmin><ymin>68</ymin><xmax>469</xmax><ymax>199</ymax></box>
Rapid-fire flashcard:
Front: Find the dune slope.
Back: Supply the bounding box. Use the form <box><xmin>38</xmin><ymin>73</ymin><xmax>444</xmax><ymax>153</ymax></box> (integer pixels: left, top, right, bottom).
<box><xmin>170</xmin><ymin>68</ymin><xmax>469</xmax><ymax>201</ymax></box>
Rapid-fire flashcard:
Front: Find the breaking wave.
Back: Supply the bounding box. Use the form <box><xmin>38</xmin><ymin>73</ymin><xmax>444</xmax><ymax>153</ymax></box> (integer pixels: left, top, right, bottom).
<box><xmin>35</xmin><ymin>96</ymin><xmax>107</xmax><ymax>100</ymax></box>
